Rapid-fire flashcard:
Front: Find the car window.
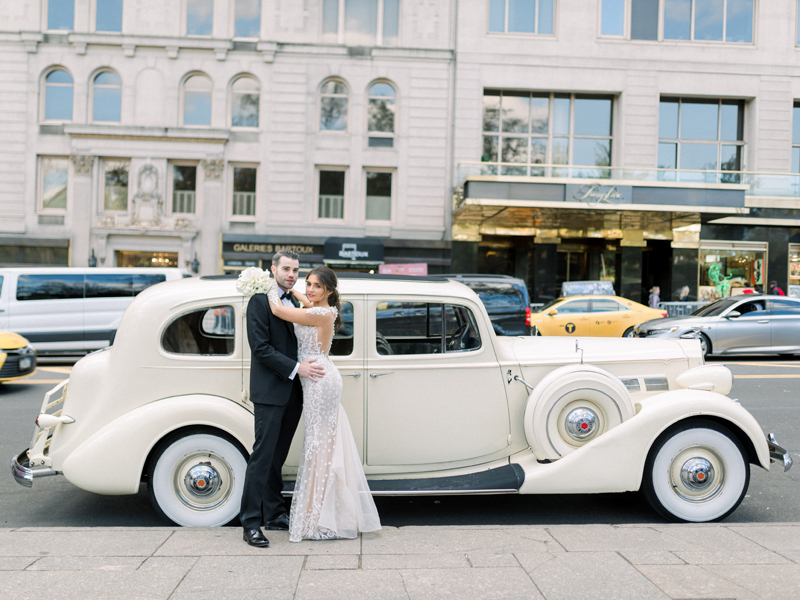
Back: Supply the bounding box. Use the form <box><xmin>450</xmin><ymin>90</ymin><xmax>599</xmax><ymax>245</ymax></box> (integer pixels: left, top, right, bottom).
<box><xmin>162</xmin><ymin>305</ymin><xmax>234</xmax><ymax>355</ymax></box>
<box><xmin>693</xmin><ymin>298</ymin><xmax>739</xmax><ymax>317</ymax></box>
<box><xmin>471</xmin><ymin>283</ymin><xmax>525</xmax><ymax>308</ymax></box>
<box><xmin>539</xmin><ymin>298</ymin><xmax>564</xmax><ymax>312</ymax></box>
<box><xmin>375</xmin><ymin>302</ymin><xmax>480</xmax><ymax>355</ymax></box>
<box><xmin>557</xmin><ymin>299</ymin><xmax>590</xmax><ymax>314</ymax></box>
<box><xmin>0</xmin><ymin>275</ymin><xmax>3</xmax><ymax>296</ymax></box>
<box><xmin>769</xmin><ymin>299</ymin><xmax>800</xmax><ymax>316</ymax></box>
<box><xmin>331</xmin><ymin>301</ymin><xmax>354</xmax><ymax>356</ymax></box>
<box><xmin>85</xmin><ymin>274</ymin><xmax>134</xmax><ymax>298</ymax></box>
<box><xmin>16</xmin><ymin>274</ymin><xmax>84</xmax><ymax>301</ymax></box>
<box><xmin>734</xmin><ymin>299</ymin><xmax>767</xmax><ymax>316</ymax></box>
<box><xmin>133</xmin><ymin>274</ymin><xmax>167</xmax><ymax>295</ymax></box>
<box><xmin>590</xmin><ymin>299</ymin><xmax>626</xmax><ymax>313</ymax></box>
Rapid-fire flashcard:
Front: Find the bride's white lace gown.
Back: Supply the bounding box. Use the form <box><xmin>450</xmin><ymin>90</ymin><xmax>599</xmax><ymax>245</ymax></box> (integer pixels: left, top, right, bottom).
<box><xmin>268</xmin><ymin>288</ymin><xmax>381</xmax><ymax>542</ymax></box>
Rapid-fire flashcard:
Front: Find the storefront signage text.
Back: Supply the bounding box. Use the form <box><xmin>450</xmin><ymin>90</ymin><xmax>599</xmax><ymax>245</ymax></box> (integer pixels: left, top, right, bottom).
<box><xmin>231</xmin><ymin>243</ymin><xmax>315</xmax><ymax>255</ymax></box>
<box><xmin>338</xmin><ymin>243</ymin><xmax>369</xmax><ymax>261</ymax></box>
<box><xmin>573</xmin><ymin>185</ymin><xmax>626</xmax><ymax>204</ymax></box>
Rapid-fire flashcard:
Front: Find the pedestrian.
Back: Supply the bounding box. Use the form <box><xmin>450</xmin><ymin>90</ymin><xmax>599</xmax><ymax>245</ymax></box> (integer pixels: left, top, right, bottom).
<box><xmin>768</xmin><ymin>280</ymin><xmax>785</xmax><ymax>296</ymax></box>
<box><xmin>741</xmin><ymin>284</ymin><xmax>754</xmax><ymax>294</ymax></box>
<box><xmin>648</xmin><ymin>286</ymin><xmax>660</xmax><ymax>308</ymax></box>
<box><xmin>676</xmin><ymin>285</ymin><xmax>690</xmax><ymax>301</ymax></box>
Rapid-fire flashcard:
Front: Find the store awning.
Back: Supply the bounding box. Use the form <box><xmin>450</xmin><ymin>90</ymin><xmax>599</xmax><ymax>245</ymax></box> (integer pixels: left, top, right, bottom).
<box><xmin>323</xmin><ymin>237</ymin><xmax>384</xmax><ymax>266</ymax></box>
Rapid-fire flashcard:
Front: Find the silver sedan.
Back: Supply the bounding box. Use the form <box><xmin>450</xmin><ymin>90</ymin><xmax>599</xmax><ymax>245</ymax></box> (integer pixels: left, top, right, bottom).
<box><xmin>634</xmin><ymin>295</ymin><xmax>800</xmax><ymax>358</ymax></box>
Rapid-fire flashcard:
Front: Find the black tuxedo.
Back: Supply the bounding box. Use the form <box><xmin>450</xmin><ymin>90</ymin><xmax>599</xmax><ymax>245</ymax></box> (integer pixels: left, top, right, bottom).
<box><xmin>239</xmin><ymin>292</ymin><xmax>303</xmax><ymax>529</ymax></box>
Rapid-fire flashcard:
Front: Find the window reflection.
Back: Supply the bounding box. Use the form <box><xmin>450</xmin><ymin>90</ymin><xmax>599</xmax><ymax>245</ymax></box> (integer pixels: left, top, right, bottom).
<box><xmin>367</xmin><ymin>82</ymin><xmax>396</xmax><ymax>147</ymax></box>
<box><xmin>96</xmin><ymin>0</ymin><xmax>123</xmax><ymax>32</ymax></box>
<box><xmin>187</xmin><ymin>0</ymin><xmax>213</xmax><ymax>35</ymax></box>
<box><xmin>694</xmin><ymin>0</ymin><xmax>724</xmax><ymax>41</ymax></box>
<box><xmin>489</xmin><ymin>0</ymin><xmax>554</xmax><ymax>34</ymax></box>
<box><xmin>44</xmin><ymin>69</ymin><xmax>73</xmax><ymax>121</ymax></box>
<box><xmin>664</xmin><ymin>0</ymin><xmax>752</xmax><ymax>43</ymax></box>
<box><xmin>320</xmin><ymin>80</ymin><xmax>349</xmax><ymax>131</ymax></box>
<box><xmin>231</xmin><ymin>77</ymin><xmax>259</xmax><ymax>127</ymax></box>
<box><xmin>235</xmin><ymin>0</ymin><xmax>261</xmax><ymax>37</ymax></box>
<box><xmin>601</xmin><ymin>0</ymin><xmax>625</xmax><ymax>36</ymax></box>
<box><xmin>48</xmin><ymin>0</ymin><xmax>74</xmax><ymax>30</ymax></box>
<box><xmin>103</xmin><ymin>160</ymin><xmax>129</xmax><ymax>212</ymax></box>
<box><xmin>172</xmin><ymin>165</ymin><xmax>197</xmax><ymax>214</ymax></box>
<box><xmin>41</xmin><ymin>157</ymin><xmax>69</xmax><ymax>211</ymax></box>
<box><xmin>680</xmin><ymin>101</ymin><xmax>718</xmax><ymax>141</ymax></box>
<box><xmin>232</xmin><ymin>166</ymin><xmax>257</xmax><ymax>216</ymax></box>
<box><xmin>365</xmin><ymin>171</ymin><xmax>391</xmax><ymax>221</ymax></box>
<box><xmin>92</xmin><ymin>71</ymin><xmax>122</xmax><ymax>123</ymax></box>
<box><xmin>345</xmin><ymin>0</ymin><xmax>378</xmax><ymax>45</ymax></box>
<box><xmin>183</xmin><ymin>74</ymin><xmax>213</xmax><ymax>126</ymax></box>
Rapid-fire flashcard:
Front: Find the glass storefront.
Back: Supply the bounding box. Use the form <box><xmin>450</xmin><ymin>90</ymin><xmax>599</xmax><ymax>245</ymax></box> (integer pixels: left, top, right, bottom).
<box><xmin>789</xmin><ymin>244</ymin><xmax>800</xmax><ymax>298</ymax></box>
<box><xmin>698</xmin><ymin>242</ymin><xmax>767</xmax><ymax>301</ymax></box>
<box><xmin>116</xmin><ymin>251</ymin><xmax>179</xmax><ymax>268</ymax></box>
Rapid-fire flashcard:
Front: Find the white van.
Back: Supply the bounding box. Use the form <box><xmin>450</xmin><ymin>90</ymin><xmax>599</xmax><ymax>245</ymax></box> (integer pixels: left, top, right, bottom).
<box><xmin>0</xmin><ymin>268</ymin><xmax>189</xmax><ymax>356</ymax></box>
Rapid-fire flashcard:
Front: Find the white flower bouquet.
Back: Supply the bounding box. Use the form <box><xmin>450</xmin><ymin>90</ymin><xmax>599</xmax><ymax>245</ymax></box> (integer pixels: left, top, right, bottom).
<box><xmin>236</xmin><ymin>267</ymin><xmax>275</xmax><ymax>297</ymax></box>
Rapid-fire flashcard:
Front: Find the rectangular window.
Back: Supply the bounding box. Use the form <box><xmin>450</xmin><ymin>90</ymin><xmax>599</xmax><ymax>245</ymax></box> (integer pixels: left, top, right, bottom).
<box><xmin>628</xmin><ymin>0</ymin><xmax>751</xmax><ymax>42</ymax></box>
<box><xmin>331</xmin><ymin>301</ymin><xmax>354</xmax><ymax>356</ymax></box>
<box><xmin>48</xmin><ymin>0</ymin><xmax>74</xmax><ymax>31</ymax></box>
<box><xmin>187</xmin><ymin>0</ymin><xmax>213</xmax><ymax>35</ymax></box>
<box><xmin>85</xmin><ymin>274</ymin><xmax>134</xmax><ymax>298</ymax></box>
<box><xmin>232</xmin><ymin>165</ymin><xmax>257</xmax><ymax>217</ymax></box>
<box><xmin>321</xmin><ymin>0</ymin><xmax>400</xmax><ymax>45</ymax></box>
<box><xmin>600</xmin><ymin>0</ymin><xmax>625</xmax><ymax>36</ymax></box>
<box><xmin>481</xmin><ymin>90</ymin><xmax>613</xmax><ymax>177</ymax></box>
<box><xmin>375</xmin><ymin>302</ymin><xmax>481</xmax><ymax>355</ymax></box>
<box><xmin>172</xmin><ymin>165</ymin><xmax>197</xmax><ymax>214</ymax></box>
<box><xmin>699</xmin><ymin>244</ymin><xmax>766</xmax><ymax>300</ymax></box>
<box><xmin>318</xmin><ymin>169</ymin><xmax>345</xmax><ymax>219</ymax></box>
<box><xmin>96</xmin><ymin>0</ymin><xmax>123</xmax><ymax>32</ymax></box>
<box><xmin>658</xmin><ymin>97</ymin><xmax>744</xmax><ymax>182</ymax></box>
<box><xmin>103</xmin><ymin>160</ymin><xmax>129</xmax><ymax>212</ymax></box>
<box><xmin>488</xmin><ymin>0</ymin><xmax>555</xmax><ymax>34</ymax></box>
<box><xmin>630</xmin><ymin>0</ymin><xmax>658</xmax><ymax>39</ymax></box>
<box><xmin>39</xmin><ymin>157</ymin><xmax>69</xmax><ymax>213</ymax></box>
<box><xmin>789</xmin><ymin>244</ymin><xmax>800</xmax><ymax>298</ymax></box>
<box><xmin>16</xmin><ymin>274</ymin><xmax>84</xmax><ymax>301</ymax></box>
<box><xmin>235</xmin><ymin>0</ymin><xmax>260</xmax><ymax>37</ymax></box>
<box><xmin>365</xmin><ymin>171</ymin><xmax>392</xmax><ymax>221</ymax></box>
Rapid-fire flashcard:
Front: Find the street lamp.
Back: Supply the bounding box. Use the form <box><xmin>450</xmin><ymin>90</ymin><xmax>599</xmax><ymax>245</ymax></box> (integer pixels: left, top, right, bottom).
<box><xmin>88</xmin><ymin>249</ymin><xmax>97</xmax><ymax>268</ymax></box>
<box><xmin>191</xmin><ymin>253</ymin><xmax>200</xmax><ymax>274</ymax></box>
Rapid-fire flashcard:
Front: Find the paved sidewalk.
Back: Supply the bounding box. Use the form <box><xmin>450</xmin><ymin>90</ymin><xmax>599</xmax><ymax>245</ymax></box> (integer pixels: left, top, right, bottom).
<box><xmin>1</xmin><ymin>524</ymin><xmax>799</xmax><ymax>600</ymax></box>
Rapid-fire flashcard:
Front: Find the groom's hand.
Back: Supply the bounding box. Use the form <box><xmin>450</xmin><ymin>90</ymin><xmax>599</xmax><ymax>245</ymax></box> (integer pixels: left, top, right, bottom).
<box><xmin>298</xmin><ymin>359</ymin><xmax>325</xmax><ymax>382</ymax></box>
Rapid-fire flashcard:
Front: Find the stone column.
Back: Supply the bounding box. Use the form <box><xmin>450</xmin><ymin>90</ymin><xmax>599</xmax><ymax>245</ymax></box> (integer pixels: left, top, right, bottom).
<box><xmin>620</xmin><ymin>246</ymin><xmax>643</xmax><ymax>302</ymax></box>
<box><xmin>200</xmin><ymin>159</ymin><xmax>225</xmax><ymax>275</ymax></box>
<box><xmin>533</xmin><ymin>243</ymin><xmax>558</xmax><ymax>303</ymax></box>
<box><xmin>70</xmin><ymin>155</ymin><xmax>94</xmax><ymax>267</ymax></box>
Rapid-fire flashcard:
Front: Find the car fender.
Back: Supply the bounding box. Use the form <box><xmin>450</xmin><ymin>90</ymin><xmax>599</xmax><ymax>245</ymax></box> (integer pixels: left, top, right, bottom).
<box><xmin>515</xmin><ymin>389</ymin><xmax>769</xmax><ymax>495</ymax></box>
<box><xmin>60</xmin><ymin>394</ymin><xmax>254</xmax><ymax>495</ymax></box>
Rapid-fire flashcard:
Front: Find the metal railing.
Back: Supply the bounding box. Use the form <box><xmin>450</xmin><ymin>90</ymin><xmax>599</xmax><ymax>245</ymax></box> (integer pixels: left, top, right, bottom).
<box><xmin>319</xmin><ymin>194</ymin><xmax>344</xmax><ymax>219</ymax></box>
<box><xmin>457</xmin><ymin>162</ymin><xmax>800</xmax><ymax>199</ymax></box>
<box><xmin>232</xmin><ymin>191</ymin><xmax>256</xmax><ymax>216</ymax></box>
<box><xmin>657</xmin><ymin>301</ymin><xmax>709</xmax><ymax>317</ymax></box>
<box><xmin>172</xmin><ymin>190</ymin><xmax>196</xmax><ymax>214</ymax></box>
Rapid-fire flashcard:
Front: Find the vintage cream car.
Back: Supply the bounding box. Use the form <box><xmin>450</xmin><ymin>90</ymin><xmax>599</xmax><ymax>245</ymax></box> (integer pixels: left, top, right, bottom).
<box><xmin>12</xmin><ymin>274</ymin><xmax>792</xmax><ymax>526</ymax></box>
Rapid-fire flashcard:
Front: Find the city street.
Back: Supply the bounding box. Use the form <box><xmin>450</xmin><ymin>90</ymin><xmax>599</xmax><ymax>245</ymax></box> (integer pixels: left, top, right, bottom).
<box><xmin>2</xmin><ymin>356</ymin><xmax>798</xmax><ymax>529</ymax></box>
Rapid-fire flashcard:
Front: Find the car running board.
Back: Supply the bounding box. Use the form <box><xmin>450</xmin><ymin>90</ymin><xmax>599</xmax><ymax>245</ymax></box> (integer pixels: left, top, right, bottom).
<box><xmin>281</xmin><ymin>463</ymin><xmax>525</xmax><ymax>496</ymax></box>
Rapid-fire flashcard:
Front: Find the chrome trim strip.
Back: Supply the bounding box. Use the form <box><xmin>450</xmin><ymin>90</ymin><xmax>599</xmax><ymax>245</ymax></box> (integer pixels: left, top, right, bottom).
<box><xmin>11</xmin><ymin>449</ymin><xmax>57</xmax><ymax>488</ymax></box>
<box><xmin>767</xmin><ymin>433</ymin><xmax>793</xmax><ymax>472</ymax></box>
<box><xmin>281</xmin><ymin>488</ymin><xmax>518</xmax><ymax>497</ymax></box>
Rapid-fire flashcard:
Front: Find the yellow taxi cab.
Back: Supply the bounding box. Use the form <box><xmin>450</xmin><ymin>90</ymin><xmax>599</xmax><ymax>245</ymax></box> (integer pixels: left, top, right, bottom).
<box><xmin>0</xmin><ymin>330</ymin><xmax>37</xmax><ymax>382</ymax></box>
<box><xmin>531</xmin><ymin>296</ymin><xmax>668</xmax><ymax>338</ymax></box>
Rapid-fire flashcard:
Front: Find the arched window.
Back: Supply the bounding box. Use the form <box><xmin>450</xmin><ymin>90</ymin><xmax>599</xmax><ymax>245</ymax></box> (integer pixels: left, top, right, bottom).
<box><xmin>43</xmin><ymin>69</ymin><xmax>73</xmax><ymax>121</ymax></box>
<box><xmin>231</xmin><ymin>76</ymin><xmax>259</xmax><ymax>128</ymax></box>
<box><xmin>367</xmin><ymin>81</ymin><xmax>396</xmax><ymax>147</ymax></box>
<box><xmin>183</xmin><ymin>74</ymin><xmax>213</xmax><ymax>126</ymax></box>
<box><xmin>319</xmin><ymin>79</ymin><xmax>348</xmax><ymax>131</ymax></box>
<box><xmin>92</xmin><ymin>71</ymin><xmax>122</xmax><ymax>122</ymax></box>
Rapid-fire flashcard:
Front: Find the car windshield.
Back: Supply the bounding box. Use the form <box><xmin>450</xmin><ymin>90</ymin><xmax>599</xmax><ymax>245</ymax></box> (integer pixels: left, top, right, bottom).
<box><xmin>692</xmin><ymin>297</ymin><xmax>740</xmax><ymax>317</ymax></box>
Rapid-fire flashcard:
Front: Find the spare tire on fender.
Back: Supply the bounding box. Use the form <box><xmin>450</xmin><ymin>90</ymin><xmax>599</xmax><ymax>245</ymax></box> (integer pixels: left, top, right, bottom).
<box><xmin>524</xmin><ymin>364</ymin><xmax>635</xmax><ymax>461</ymax></box>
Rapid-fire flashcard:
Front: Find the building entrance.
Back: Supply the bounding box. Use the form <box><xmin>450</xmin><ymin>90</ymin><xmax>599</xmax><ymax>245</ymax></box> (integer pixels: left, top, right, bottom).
<box><xmin>557</xmin><ymin>240</ymin><xmax>618</xmax><ymax>293</ymax></box>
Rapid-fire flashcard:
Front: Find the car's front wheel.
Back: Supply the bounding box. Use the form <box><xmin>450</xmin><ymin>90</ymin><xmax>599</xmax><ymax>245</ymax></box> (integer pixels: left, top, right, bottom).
<box><xmin>698</xmin><ymin>333</ymin><xmax>711</xmax><ymax>358</ymax></box>
<box><xmin>642</xmin><ymin>419</ymin><xmax>749</xmax><ymax>523</ymax></box>
<box><xmin>622</xmin><ymin>326</ymin><xmax>636</xmax><ymax>338</ymax></box>
<box><xmin>148</xmin><ymin>430</ymin><xmax>248</xmax><ymax>527</ymax></box>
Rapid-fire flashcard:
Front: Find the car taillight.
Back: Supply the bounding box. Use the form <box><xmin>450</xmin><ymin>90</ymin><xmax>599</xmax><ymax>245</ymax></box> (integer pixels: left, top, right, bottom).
<box><xmin>525</xmin><ymin>306</ymin><xmax>531</xmax><ymax>326</ymax></box>
<box><xmin>661</xmin><ymin>311</ymin><xmax>668</xmax><ymax>317</ymax></box>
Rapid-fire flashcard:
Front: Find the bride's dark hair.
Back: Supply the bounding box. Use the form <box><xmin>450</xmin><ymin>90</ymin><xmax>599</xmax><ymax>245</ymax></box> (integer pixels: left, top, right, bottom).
<box><xmin>308</xmin><ymin>266</ymin><xmax>342</xmax><ymax>332</ymax></box>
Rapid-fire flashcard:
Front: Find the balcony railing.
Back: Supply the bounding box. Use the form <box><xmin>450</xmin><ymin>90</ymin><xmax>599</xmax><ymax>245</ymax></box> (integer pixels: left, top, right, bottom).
<box><xmin>172</xmin><ymin>190</ymin><xmax>196</xmax><ymax>214</ymax></box>
<box><xmin>232</xmin><ymin>191</ymin><xmax>256</xmax><ymax>216</ymax></box>
<box><xmin>457</xmin><ymin>162</ymin><xmax>800</xmax><ymax>199</ymax></box>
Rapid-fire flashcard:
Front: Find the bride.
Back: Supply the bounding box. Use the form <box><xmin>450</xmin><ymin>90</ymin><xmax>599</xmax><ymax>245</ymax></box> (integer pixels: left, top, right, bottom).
<box><xmin>267</xmin><ymin>266</ymin><xmax>381</xmax><ymax>541</ymax></box>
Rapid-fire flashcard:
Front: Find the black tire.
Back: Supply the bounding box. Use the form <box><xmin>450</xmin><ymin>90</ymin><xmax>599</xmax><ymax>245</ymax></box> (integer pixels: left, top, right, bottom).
<box><xmin>698</xmin><ymin>333</ymin><xmax>711</xmax><ymax>358</ymax></box>
<box><xmin>622</xmin><ymin>327</ymin><xmax>636</xmax><ymax>338</ymax></box>
<box><xmin>642</xmin><ymin>419</ymin><xmax>749</xmax><ymax>523</ymax></box>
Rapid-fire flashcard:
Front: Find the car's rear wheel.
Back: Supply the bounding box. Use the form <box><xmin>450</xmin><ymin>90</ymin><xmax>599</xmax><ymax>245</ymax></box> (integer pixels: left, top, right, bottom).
<box><xmin>148</xmin><ymin>431</ymin><xmax>248</xmax><ymax>527</ymax></box>
<box><xmin>642</xmin><ymin>419</ymin><xmax>749</xmax><ymax>523</ymax></box>
<box><xmin>622</xmin><ymin>326</ymin><xmax>636</xmax><ymax>338</ymax></box>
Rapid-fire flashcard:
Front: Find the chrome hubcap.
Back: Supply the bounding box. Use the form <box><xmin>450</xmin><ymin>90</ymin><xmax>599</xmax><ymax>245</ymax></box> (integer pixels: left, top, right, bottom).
<box><xmin>680</xmin><ymin>458</ymin><xmax>715</xmax><ymax>490</ymax></box>
<box><xmin>184</xmin><ymin>463</ymin><xmax>220</xmax><ymax>497</ymax></box>
<box><xmin>565</xmin><ymin>408</ymin><xmax>598</xmax><ymax>441</ymax></box>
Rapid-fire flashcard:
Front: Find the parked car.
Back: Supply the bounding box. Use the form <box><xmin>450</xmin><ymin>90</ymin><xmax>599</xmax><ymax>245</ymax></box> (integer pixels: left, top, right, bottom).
<box><xmin>0</xmin><ymin>330</ymin><xmax>36</xmax><ymax>383</ymax></box>
<box><xmin>0</xmin><ymin>268</ymin><xmax>189</xmax><ymax>356</ymax></box>
<box><xmin>441</xmin><ymin>274</ymin><xmax>531</xmax><ymax>335</ymax></box>
<box><xmin>12</xmin><ymin>274</ymin><xmax>791</xmax><ymax>527</ymax></box>
<box><xmin>561</xmin><ymin>280</ymin><xmax>616</xmax><ymax>297</ymax></box>
<box><xmin>635</xmin><ymin>295</ymin><xmax>800</xmax><ymax>358</ymax></box>
<box><xmin>531</xmin><ymin>295</ymin><xmax>668</xmax><ymax>338</ymax></box>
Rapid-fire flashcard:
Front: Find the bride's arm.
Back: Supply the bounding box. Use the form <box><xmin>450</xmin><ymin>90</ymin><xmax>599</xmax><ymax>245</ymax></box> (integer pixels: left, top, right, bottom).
<box><xmin>290</xmin><ymin>288</ymin><xmax>311</xmax><ymax>308</ymax></box>
<box><xmin>268</xmin><ymin>289</ymin><xmax>332</xmax><ymax>327</ymax></box>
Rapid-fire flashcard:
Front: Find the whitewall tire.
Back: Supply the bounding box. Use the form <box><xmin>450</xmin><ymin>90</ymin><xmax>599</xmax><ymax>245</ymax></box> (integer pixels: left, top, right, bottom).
<box><xmin>643</xmin><ymin>420</ymin><xmax>749</xmax><ymax>523</ymax></box>
<box><xmin>524</xmin><ymin>364</ymin><xmax>635</xmax><ymax>461</ymax></box>
<box><xmin>148</xmin><ymin>432</ymin><xmax>248</xmax><ymax>527</ymax></box>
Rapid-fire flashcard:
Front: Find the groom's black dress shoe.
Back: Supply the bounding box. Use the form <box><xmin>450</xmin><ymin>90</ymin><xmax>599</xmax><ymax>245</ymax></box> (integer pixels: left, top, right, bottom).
<box><xmin>263</xmin><ymin>513</ymin><xmax>290</xmax><ymax>531</ymax></box>
<box><xmin>243</xmin><ymin>528</ymin><xmax>270</xmax><ymax>548</ymax></box>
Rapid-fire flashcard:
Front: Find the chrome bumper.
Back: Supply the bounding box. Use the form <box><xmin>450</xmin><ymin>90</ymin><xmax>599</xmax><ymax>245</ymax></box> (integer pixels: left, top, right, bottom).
<box><xmin>767</xmin><ymin>434</ymin><xmax>793</xmax><ymax>472</ymax></box>
<box><xmin>11</xmin><ymin>449</ymin><xmax>56</xmax><ymax>488</ymax></box>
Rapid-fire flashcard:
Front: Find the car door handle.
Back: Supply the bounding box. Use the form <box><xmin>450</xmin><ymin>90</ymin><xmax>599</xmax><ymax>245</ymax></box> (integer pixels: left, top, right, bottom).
<box><xmin>342</xmin><ymin>372</ymin><xmax>361</xmax><ymax>378</ymax></box>
<box><xmin>758</xmin><ymin>320</ymin><xmax>769</xmax><ymax>323</ymax></box>
<box><xmin>369</xmin><ymin>372</ymin><xmax>394</xmax><ymax>378</ymax></box>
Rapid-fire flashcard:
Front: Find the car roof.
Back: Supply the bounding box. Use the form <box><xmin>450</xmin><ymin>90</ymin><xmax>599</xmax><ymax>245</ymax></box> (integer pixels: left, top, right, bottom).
<box><xmin>0</xmin><ymin>267</ymin><xmax>187</xmax><ymax>274</ymax></box>
<box><xmin>135</xmin><ymin>273</ymin><xmax>481</xmax><ymax>312</ymax></box>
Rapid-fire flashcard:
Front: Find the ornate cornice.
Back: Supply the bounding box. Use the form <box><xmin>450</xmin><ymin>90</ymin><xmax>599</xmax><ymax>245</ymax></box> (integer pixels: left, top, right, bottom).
<box><xmin>201</xmin><ymin>159</ymin><xmax>224</xmax><ymax>180</ymax></box>
<box><xmin>70</xmin><ymin>155</ymin><xmax>93</xmax><ymax>175</ymax></box>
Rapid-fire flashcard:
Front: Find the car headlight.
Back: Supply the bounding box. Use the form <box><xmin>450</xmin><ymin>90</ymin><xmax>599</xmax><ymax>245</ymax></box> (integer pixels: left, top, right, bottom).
<box><xmin>17</xmin><ymin>345</ymin><xmax>36</xmax><ymax>355</ymax></box>
<box><xmin>646</xmin><ymin>327</ymin><xmax>679</xmax><ymax>335</ymax></box>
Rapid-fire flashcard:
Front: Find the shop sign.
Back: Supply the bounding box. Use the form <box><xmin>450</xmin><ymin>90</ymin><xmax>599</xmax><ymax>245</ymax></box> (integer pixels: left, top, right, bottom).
<box><xmin>324</xmin><ymin>237</ymin><xmax>384</xmax><ymax>264</ymax></box>
<box><xmin>379</xmin><ymin>263</ymin><xmax>428</xmax><ymax>276</ymax></box>
<box><xmin>566</xmin><ymin>184</ymin><xmax>631</xmax><ymax>204</ymax></box>
<box><xmin>229</xmin><ymin>243</ymin><xmax>316</xmax><ymax>255</ymax></box>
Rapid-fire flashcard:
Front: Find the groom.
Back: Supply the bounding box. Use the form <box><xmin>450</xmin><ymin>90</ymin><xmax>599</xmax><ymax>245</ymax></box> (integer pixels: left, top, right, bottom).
<box><xmin>240</xmin><ymin>249</ymin><xmax>325</xmax><ymax>548</ymax></box>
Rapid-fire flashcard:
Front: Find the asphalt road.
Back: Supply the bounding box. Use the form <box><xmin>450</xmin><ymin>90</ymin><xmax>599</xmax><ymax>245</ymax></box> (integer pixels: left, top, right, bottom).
<box><xmin>1</xmin><ymin>356</ymin><xmax>798</xmax><ymax>528</ymax></box>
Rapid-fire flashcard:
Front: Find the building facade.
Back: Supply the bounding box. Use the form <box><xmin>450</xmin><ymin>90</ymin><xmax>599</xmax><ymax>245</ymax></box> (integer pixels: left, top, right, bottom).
<box><xmin>0</xmin><ymin>0</ymin><xmax>455</xmax><ymax>275</ymax></box>
<box><xmin>451</xmin><ymin>0</ymin><xmax>800</xmax><ymax>304</ymax></box>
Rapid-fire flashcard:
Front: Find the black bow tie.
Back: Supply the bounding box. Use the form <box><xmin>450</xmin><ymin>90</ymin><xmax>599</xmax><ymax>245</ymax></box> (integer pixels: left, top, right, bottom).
<box><xmin>280</xmin><ymin>291</ymin><xmax>292</xmax><ymax>301</ymax></box>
